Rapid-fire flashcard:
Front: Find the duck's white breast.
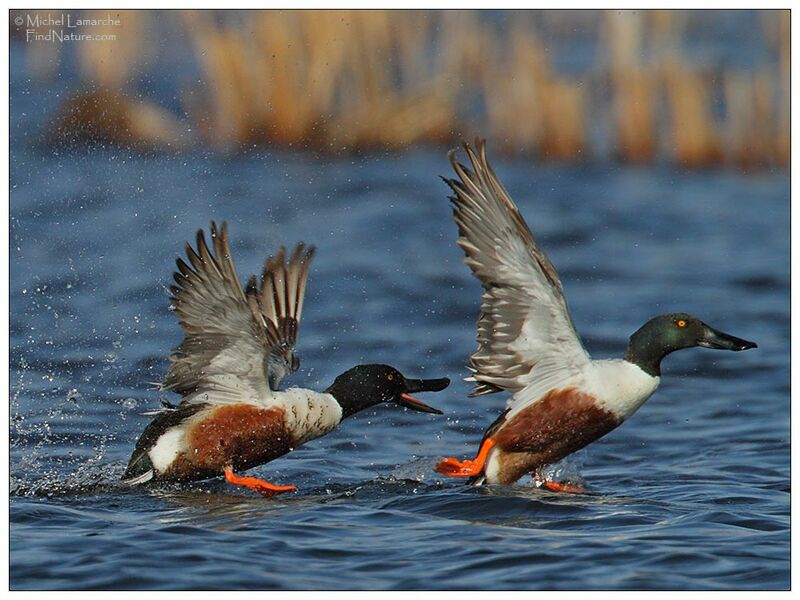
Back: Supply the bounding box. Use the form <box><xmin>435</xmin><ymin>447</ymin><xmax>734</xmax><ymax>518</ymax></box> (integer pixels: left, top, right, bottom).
<box><xmin>276</xmin><ymin>388</ymin><xmax>344</xmax><ymax>445</ymax></box>
<box><xmin>585</xmin><ymin>359</ymin><xmax>660</xmax><ymax>421</ymax></box>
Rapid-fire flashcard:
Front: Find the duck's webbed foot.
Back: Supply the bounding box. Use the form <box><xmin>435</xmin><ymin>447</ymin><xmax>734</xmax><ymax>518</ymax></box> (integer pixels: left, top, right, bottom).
<box><xmin>224</xmin><ymin>468</ymin><xmax>297</xmax><ymax>497</ymax></box>
<box><xmin>436</xmin><ymin>437</ymin><xmax>496</xmax><ymax>477</ymax></box>
<box><xmin>532</xmin><ymin>469</ymin><xmax>586</xmax><ymax>494</ymax></box>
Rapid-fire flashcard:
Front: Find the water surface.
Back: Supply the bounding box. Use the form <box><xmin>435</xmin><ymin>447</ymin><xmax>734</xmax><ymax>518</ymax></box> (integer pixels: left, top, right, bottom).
<box><xmin>10</xmin><ymin>143</ymin><xmax>789</xmax><ymax>590</ymax></box>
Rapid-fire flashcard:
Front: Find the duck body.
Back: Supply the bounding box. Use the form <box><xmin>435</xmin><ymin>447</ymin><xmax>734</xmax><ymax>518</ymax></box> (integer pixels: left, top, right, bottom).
<box><xmin>479</xmin><ymin>360</ymin><xmax>659</xmax><ymax>485</ymax></box>
<box><xmin>124</xmin><ymin>222</ymin><xmax>448</xmax><ymax>495</ymax></box>
<box><xmin>436</xmin><ymin>140</ymin><xmax>756</xmax><ymax>490</ymax></box>
<box><xmin>124</xmin><ymin>388</ymin><xmax>343</xmax><ymax>484</ymax></box>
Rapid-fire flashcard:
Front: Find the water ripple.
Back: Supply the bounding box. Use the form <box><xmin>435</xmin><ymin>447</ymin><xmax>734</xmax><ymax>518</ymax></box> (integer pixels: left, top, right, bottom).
<box><xmin>10</xmin><ymin>148</ymin><xmax>788</xmax><ymax>590</ymax></box>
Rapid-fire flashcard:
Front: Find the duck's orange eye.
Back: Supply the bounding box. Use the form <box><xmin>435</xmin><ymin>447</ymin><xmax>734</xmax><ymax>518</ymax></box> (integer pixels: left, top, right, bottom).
<box><xmin>677</xmin><ymin>320</ymin><xmax>687</xmax><ymax>328</ymax></box>
<box><xmin>387</xmin><ymin>373</ymin><xmax>394</xmax><ymax>381</ymax></box>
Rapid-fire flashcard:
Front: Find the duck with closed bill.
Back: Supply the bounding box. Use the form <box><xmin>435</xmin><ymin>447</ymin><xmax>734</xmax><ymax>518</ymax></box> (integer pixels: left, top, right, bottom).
<box><xmin>436</xmin><ymin>140</ymin><xmax>756</xmax><ymax>492</ymax></box>
<box><xmin>123</xmin><ymin>222</ymin><xmax>448</xmax><ymax>496</ymax></box>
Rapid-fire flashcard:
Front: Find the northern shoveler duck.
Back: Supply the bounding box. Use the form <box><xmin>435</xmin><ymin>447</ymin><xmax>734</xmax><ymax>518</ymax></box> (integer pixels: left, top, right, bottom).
<box><xmin>435</xmin><ymin>140</ymin><xmax>757</xmax><ymax>492</ymax></box>
<box><xmin>124</xmin><ymin>222</ymin><xmax>448</xmax><ymax>496</ymax></box>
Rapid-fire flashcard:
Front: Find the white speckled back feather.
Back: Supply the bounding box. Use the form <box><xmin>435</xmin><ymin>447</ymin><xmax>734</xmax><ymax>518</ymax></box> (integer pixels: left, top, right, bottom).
<box><xmin>277</xmin><ymin>388</ymin><xmax>343</xmax><ymax>444</ymax></box>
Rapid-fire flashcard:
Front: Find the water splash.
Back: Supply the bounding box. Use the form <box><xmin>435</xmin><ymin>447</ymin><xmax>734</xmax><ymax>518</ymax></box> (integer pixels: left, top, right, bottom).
<box><xmin>532</xmin><ymin>451</ymin><xmax>587</xmax><ymax>491</ymax></box>
<box><xmin>9</xmin><ymin>357</ymin><xmax>135</xmax><ymax>498</ymax></box>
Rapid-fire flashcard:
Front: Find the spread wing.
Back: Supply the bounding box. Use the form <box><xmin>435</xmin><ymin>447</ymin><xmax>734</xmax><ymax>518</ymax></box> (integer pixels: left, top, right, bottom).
<box><xmin>444</xmin><ymin>139</ymin><xmax>590</xmax><ymax>408</ymax></box>
<box><xmin>246</xmin><ymin>243</ymin><xmax>316</xmax><ymax>390</ymax></box>
<box><xmin>162</xmin><ymin>222</ymin><xmax>298</xmax><ymax>404</ymax></box>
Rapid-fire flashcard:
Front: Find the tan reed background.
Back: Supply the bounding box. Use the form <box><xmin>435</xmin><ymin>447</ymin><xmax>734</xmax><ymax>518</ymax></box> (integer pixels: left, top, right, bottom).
<box><xmin>15</xmin><ymin>9</ymin><xmax>789</xmax><ymax>169</ymax></box>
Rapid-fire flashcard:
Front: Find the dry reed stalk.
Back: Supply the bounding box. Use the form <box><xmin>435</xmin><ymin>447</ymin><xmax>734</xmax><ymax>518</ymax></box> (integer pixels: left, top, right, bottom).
<box><xmin>77</xmin><ymin>10</ymin><xmax>145</xmax><ymax>89</ymax></box>
<box><xmin>613</xmin><ymin>70</ymin><xmax>657</xmax><ymax>162</ymax></box>
<box><xmin>180</xmin><ymin>11</ymin><xmax>248</xmax><ymax>147</ymax></box>
<box><xmin>296</xmin><ymin>11</ymin><xmax>350</xmax><ymax>117</ymax></box>
<box><xmin>481</xmin><ymin>23</ymin><xmax>546</xmax><ymax>154</ymax></box>
<box><xmin>606</xmin><ymin>11</ymin><xmax>657</xmax><ymax>162</ymax></box>
<box><xmin>480</xmin><ymin>19</ymin><xmax>586</xmax><ymax>159</ymax></box>
<box><xmin>256</xmin><ymin>11</ymin><xmax>318</xmax><ymax>143</ymax></box>
<box><xmin>438</xmin><ymin>11</ymin><xmax>493</xmax><ymax>81</ymax></box>
<box><xmin>330</xmin><ymin>87</ymin><xmax>452</xmax><ymax>150</ymax></box>
<box><xmin>331</xmin><ymin>10</ymin><xmax>396</xmax><ymax>144</ymax></box>
<box><xmin>754</xmin><ymin>70</ymin><xmax>778</xmax><ymax>167</ymax></box>
<box><xmin>34</xmin><ymin>8</ymin><xmax>787</xmax><ymax>169</ymax></box>
<box><xmin>183</xmin><ymin>10</ymin><xmax>449</xmax><ymax>149</ymax></box>
<box><xmin>723</xmin><ymin>71</ymin><xmax>772</xmax><ymax>169</ymax></box>
<box><xmin>720</xmin><ymin>12</ymin><xmax>786</xmax><ymax>169</ymax></box>
<box><xmin>664</xmin><ymin>61</ymin><xmax>722</xmax><ymax>167</ymax></box>
<box><xmin>327</xmin><ymin>11</ymin><xmax>455</xmax><ymax>150</ymax></box>
<box><xmin>773</xmin><ymin>10</ymin><xmax>789</xmax><ymax>166</ymax></box>
<box><xmin>537</xmin><ymin>79</ymin><xmax>586</xmax><ymax>160</ymax></box>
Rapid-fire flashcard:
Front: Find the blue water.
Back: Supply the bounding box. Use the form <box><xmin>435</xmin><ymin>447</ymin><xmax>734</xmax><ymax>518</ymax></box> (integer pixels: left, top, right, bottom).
<box><xmin>9</xmin><ymin>139</ymin><xmax>789</xmax><ymax>589</ymax></box>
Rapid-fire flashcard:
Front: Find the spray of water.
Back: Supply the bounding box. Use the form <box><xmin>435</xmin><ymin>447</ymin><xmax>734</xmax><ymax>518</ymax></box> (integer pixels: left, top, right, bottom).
<box><xmin>10</xmin><ymin>357</ymin><xmax>140</xmax><ymax>497</ymax></box>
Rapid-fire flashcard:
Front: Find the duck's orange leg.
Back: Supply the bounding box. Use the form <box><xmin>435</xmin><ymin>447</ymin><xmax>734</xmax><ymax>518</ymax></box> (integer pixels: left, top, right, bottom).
<box><xmin>223</xmin><ymin>468</ymin><xmax>297</xmax><ymax>498</ymax></box>
<box><xmin>541</xmin><ymin>480</ymin><xmax>586</xmax><ymax>494</ymax></box>
<box><xmin>436</xmin><ymin>437</ymin><xmax>496</xmax><ymax>477</ymax></box>
<box><xmin>532</xmin><ymin>469</ymin><xmax>586</xmax><ymax>494</ymax></box>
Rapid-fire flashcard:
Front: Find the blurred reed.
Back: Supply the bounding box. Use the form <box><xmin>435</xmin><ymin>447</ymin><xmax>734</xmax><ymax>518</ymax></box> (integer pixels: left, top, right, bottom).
<box><xmin>22</xmin><ymin>9</ymin><xmax>788</xmax><ymax>169</ymax></box>
<box><xmin>180</xmin><ymin>10</ymin><xmax>456</xmax><ymax>150</ymax></box>
<box><xmin>25</xmin><ymin>10</ymin><xmax>190</xmax><ymax>150</ymax></box>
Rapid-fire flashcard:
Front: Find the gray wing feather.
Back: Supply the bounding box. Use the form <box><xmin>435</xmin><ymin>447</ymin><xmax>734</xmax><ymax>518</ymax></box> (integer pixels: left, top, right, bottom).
<box><xmin>445</xmin><ymin>139</ymin><xmax>589</xmax><ymax>398</ymax></box>
<box><xmin>162</xmin><ymin>221</ymin><xmax>277</xmax><ymax>398</ymax></box>
<box><xmin>251</xmin><ymin>243</ymin><xmax>316</xmax><ymax>390</ymax></box>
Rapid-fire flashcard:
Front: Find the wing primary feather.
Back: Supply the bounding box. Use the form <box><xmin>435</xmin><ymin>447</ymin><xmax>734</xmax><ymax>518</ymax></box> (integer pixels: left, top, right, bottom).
<box><xmin>162</xmin><ymin>222</ymin><xmax>317</xmax><ymax>400</ymax></box>
<box><xmin>294</xmin><ymin>245</ymin><xmax>316</xmax><ymax>323</ymax></box>
<box><xmin>256</xmin><ymin>241</ymin><xmax>317</xmax><ymax>389</ymax></box>
<box><xmin>444</xmin><ymin>139</ymin><xmax>590</xmax><ymax>400</ymax></box>
<box><xmin>162</xmin><ymin>222</ymin><xmax>275</xmax><ymax>403</ymax></box>
<box><xmin>212</xmin><ymin>221</ymin><xmax>245</xmax><ymax>299</ymax></box>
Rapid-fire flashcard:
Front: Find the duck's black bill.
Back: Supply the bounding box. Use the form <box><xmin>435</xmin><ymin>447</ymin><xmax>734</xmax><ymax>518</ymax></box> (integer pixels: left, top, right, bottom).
<box><xmin>405</xmin><ymin>377</ymin><xmax>450</xmax><ymax>393</ymax></box>
<box><xmin>699</xmin><ymin>327</ymin><xmax>758</xmax><ymax>351</ymax></box>
<box><xmin>396</xmin><ymin>377</ymin><xmax>449</xmax><ymax>414</ymax></box>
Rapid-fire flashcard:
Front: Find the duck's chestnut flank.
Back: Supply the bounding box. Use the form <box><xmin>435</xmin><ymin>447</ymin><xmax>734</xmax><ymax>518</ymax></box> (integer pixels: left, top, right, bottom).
<box><xmin>490</xmin><ymin>388</ymin><xmax>620</xmax><ymax>485</ymax></box>
<box><xmin>162</xmin><ymin>405</ymin><xmax>294</xmax><ymax>481</ymax></box>
<box><xmin>495</xmin><ymin>387</ymin><xmax>620</xmax><ymax>454</ymax></box>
